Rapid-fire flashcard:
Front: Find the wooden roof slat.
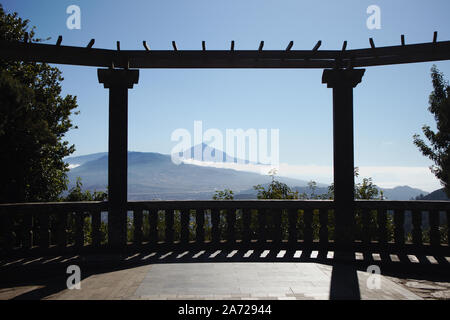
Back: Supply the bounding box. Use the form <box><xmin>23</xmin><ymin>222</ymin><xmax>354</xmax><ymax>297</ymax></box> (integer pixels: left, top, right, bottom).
<box><xmin>87</xmin><ymin>39</ymin><xmax>95</xmax><ymax>49</ymax></box>
<box><xmin>258</xmin><ymin>41</ymin><xmax>264</xmax><ymax>51</ymax></box>
<box><xmin>312</xmin><ymin>41</ymin><xmax>322</xmax><ymax>52</ymax></box>
<box><xmin>286</xmin><ymin>41</ymin><xmax>294</xmax><ymax>51</ymax></box>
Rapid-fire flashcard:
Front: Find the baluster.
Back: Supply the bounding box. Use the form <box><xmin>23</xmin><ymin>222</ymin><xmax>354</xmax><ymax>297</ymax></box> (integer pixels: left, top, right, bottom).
<box><xmin>377</xmin><ymin>208</ymin><xmax>387</xmax><ymax>245</ymax></box>
<box><xmin>23</xmin><ymin>213</ymin><xmax>33</xmax><ymax>250</ymax></box>
<box><xmin>429</xmin><ymin>210</ymin><xmax>440</xmax><ymax>247</ymax></box>
<box><xmin>361</xmin><ymin>208</ymin><xmax>371</xmax><ymax>245</ymax></box>
<box><xmin>1</xmin><ymin>212</ymin><xmax>14</xmax><ymax>252</ymax></box>
<box><xmin>196</xmin><ymin>209</ymin><xmax>205</xmax><ymax>244</ymax></box>
<box><xmin>91</xmin><ymin>211</ymin><xmax>101</xmax><ymax>247</ymax></box>
<box><xmin>242</xmin><ymin>208</ymin><xmax>251</xmax><ymax>244</ymax></box>
<box><xmin>39</xmin><ymin>212</ymin><xmax>50</xmax><ymax>249</ymax></box>
<box><xmin>75</xmin><ymin>212</ymin><xmax>84</xmax><ymax>248</ymax></box>
<box><xmin>447</xmin><ymin>211</ymin><xmax>450</xmax><ymax>247</ymax></box>
<box><xmin>273</xmin><ymin>209</ymin><xmax>282</xmax><ymax>244</ymax></box>
<box><xmin>226</xmin><ymin>208</ymin><xmax>236</xmax><ymax>243</ymax></box>
<box><xmin>288</xmin><ymin>209</ymin><xmax>298</xmax><ymax>245</ymax></box>
<box><xmin>165</xmin><ymin>210</ymin><xmax>174</xmax><ymax>244</ymax></box>
<box><xmin>180</xmin><ymin>209</ymin><xmax>190</xmax><ymax>245</ymax></box>
<box><xmin>133</xmin><ymin>209</ymin><xmax>143</xmax><ymax>246</ymax></box>
<box><xmin>319</xmin><ymin>209</ymin><xmax>329</xmax><ymax>246</ymax></box>
<box><xmin>257</xmin><ymin>209</ymin><xmax>266</xmax><ymax>244</ymax></box>
<box><xmin>16</xmin><ymin>214</ymin><xmax>25</xmax><ymax>249</ymax></box>
<box><xmin>149</xmin><ymin>210</ymin><xmax>158</xmax><ymax>245</ymax></box>
<box><xmin>49</xmin><ymin>214</ymin><xmax>56</xmax><ymax>247</ymax></box>
<box><xmin>56</xmin><ymin>212</ymin><xmax>67</xmax><ymax>249</ymax></box>
<box><xmin>265</xmin><ymin>209</ymin><xmax>272</xmax><ymax>241</ymax></box>
<box><xmin>211</xmin><ymin>208</ymin><xmax>220</xmax><ymax>244</ymax></box>
<box><xmin>304</xmin><ymin>209</ymin><xmax>313</xmax><ymax>244</ymax></box>
<box><xmin>411</xmin><ymin>209</ymin><xmax>422</xmax><ymax>246</ymax></box>
<box><xmin>394</xmin><ymin>209</ymin><xmax>405</xmax><ymax>247</ymax></box>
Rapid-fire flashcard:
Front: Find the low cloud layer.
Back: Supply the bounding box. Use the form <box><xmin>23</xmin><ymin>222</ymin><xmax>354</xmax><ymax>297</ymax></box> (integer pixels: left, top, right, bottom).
<box><xmin>182</xmin><ymin>159</ymin><xmax>441</xmax><ymax>192</ymax></box>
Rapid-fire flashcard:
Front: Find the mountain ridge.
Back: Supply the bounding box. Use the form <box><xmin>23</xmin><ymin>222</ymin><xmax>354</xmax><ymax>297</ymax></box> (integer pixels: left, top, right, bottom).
<box><xmin>65</xmin><ymin>151</ymin><xmax>312</xmax><ymax>200</ymax></box>
<box><xmin>65</xmin><ymin>151</ymin><xmax>432</xmax><ymax>201</ymax></box>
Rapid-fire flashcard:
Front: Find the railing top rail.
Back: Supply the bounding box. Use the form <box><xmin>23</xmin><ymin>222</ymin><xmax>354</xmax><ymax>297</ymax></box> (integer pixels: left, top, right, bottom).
<box><xmin>355</xmin><ymin>200</ymin><xmax>450</xmax><ymax>210</ymax></box>
<box><xmin>0</xmin><ymin>201</ymin><xmax>108</xmax><ymax>214</ymax></box>
<box><xmin>127</xmin><ymin>199</ymin><xmax>334</xmax><ymax>210</ymax></box>
<box><xmin>0</xmin><ymin>199</ymin><xmax>449</xmax><ymax>214</ymax></box>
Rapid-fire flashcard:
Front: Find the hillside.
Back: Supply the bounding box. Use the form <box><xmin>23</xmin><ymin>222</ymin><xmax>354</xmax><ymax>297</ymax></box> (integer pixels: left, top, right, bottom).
<box><xmin>65</xmin><ymin>151</ymin><xmax>431</xmax><ymax>201</ymax></box>
<box><xmin>416</xmin><ymin>188</ymin><xmax>450</xmax><ymax>201</ymax></box>
<box><xmin>65</xmin><ymin>151</ymin><xmax>311</xmax><ymax>200</ymax></box>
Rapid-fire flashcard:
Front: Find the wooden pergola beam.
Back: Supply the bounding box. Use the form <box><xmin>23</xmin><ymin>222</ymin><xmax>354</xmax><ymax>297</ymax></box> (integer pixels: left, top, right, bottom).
<box><xmin>1</xmin><ymin>39</ymin><xmax>449</xmax><ymax>69</ymax></box>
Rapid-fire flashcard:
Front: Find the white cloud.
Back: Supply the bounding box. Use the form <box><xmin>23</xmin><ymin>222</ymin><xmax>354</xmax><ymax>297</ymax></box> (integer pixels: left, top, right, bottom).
<box><xmin>182</xmin><ymin>159</ymin><xmax>441</xmax><ymax>192</ymax></box>
<box><xmin>357</xmin><ymin>166</ymin><xmax>441</xmax><ymax>192</ymax></box>
<box><xmin>68</xmin><ymin>164</ymin><xmax>80</xmax><ymax>169</ymax></box>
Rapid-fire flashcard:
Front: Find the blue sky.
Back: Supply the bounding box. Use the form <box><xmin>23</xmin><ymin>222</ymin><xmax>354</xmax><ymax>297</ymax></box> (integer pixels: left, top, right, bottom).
<box><xmin>3</xmin><ymin>0</ymin><xmax>450</xmax><ymax>191</ymax></box>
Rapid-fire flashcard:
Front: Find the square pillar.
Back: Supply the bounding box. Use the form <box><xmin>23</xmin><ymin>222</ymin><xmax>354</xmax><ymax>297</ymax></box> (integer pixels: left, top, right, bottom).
<box><xmin>98</xmin><ymin>68</ymin><xmax>139</xmax><ymax>250</ymax></box>
<box><xmin>322</xmin><ymin>68</ymin><xmax>365</xmax><ymax>248</ymax></box>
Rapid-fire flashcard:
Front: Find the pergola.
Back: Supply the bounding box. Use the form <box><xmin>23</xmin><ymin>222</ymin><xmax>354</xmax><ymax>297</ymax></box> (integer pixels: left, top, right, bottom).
<box><xmin>1</xmin><ymin>33</ymin><xmax>450</xmax><ymax>249</ymax></box>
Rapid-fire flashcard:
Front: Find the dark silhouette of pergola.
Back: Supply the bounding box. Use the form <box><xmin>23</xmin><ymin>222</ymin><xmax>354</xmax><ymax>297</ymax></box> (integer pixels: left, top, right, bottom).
<box><xmin>1</xmin><ymin>32</ymin><xmax>450</xmax><ymax>250</ymax></box>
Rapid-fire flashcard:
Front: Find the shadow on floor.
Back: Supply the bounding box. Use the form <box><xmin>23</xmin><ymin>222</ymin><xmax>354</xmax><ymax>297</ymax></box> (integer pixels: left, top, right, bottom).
<box><xmin>1</xmin><ymin>248</ymin><xmax>449</xmax><ymax>300</ymax></box>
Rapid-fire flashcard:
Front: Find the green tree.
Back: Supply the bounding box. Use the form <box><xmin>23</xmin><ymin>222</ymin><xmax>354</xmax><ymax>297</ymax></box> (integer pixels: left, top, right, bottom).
<box><xmin>213</xmin><ymin>189</ymin><xmax>234</xmax><ymax>200</ymax></box>
<box><xmin>0</xmin><ymin>5</ymin><xmax>78</xmax><ymax>203</ymax></box>
<box><xmin>327</xmin><ymin>168</ymin><xmax>384</xmax><ymax>200</ymax></box>
<box><xmin>62</xmin><ymin>177</ymin><xmax>108</xmax><ymax>202</ymax></box>
<box><xmin>254</xmin><ymin>169</ymin><xmax>300</xmax><ymax>200</ymax></box>
<box><xmin>413</xmin><ymin>65</ymin><xmax>450</xmax><ymax>197</ymax></box>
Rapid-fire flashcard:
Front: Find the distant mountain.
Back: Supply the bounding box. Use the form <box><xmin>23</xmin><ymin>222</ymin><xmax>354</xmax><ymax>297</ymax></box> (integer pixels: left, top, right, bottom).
<box><xmin>181</xmin><ymin>143</ymin><xmax>249</xmax><ymax>163</ymax></box>
<box><xmin>65</xmin><ymin>152</ymin><xmax>107</xmax><ymax>168</ymax></box>
<box><xmin>64</xmin><ymin>151</ymin><xmax>432</xmax><ymax>201</ymax></box>
<box><xmin>416</xmin><ymin>188</ymin><xmax>449</xmax><ymax>201</ymax></box>
<box><xmin>380</xmin><ymin>186</ymin><xmax>429</xmax><ymax>201</ymax></box>
<box><xmin>65</xmin><ymin>151</ymin><xmax>311</xmax><ymax>200</ymax></box>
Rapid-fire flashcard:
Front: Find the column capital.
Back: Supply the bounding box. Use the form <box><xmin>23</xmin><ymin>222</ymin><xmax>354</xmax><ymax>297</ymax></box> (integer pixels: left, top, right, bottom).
<box><xmin>98</xmin><ymin>68</ymin><xmax>139</xmax><ymax>89</ymax></box>
<box><xmin>322</xmin><ymin>68</ymin><xmax>365</xmax><ymax>88</ymax></box>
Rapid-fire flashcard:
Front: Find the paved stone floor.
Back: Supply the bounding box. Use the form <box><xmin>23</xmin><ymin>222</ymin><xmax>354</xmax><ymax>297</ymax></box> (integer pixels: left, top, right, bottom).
<box><xmin>0</xmin><ymin>262</ymin><xmax>425</xmax><ymax>300</ymax></box>
<box><xmin>131</xmin><ymin>263</ymin><xmax>421</xmax><ymax>300</ymax></box>
<box><xmin>1</xmin><ymin>250</ymin><xmax>449</xmax><ymax>300</ymax></box>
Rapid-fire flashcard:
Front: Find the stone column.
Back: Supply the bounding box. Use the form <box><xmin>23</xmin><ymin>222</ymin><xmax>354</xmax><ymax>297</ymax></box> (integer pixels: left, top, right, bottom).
<box><xmin>322</xmin><ymin>68</ymin><xmax>365</xmax><ymax>249</ymax></box>
<box><xmin>98</xmin><ymin>68</ymin><xmax>139</xmax><ymax>250</ymax></box>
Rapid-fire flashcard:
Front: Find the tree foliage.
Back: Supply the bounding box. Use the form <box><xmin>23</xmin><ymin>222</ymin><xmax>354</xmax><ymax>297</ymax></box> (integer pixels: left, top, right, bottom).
<box><xmin>0</xmin><ymin>5</ymin><xmax>78</xmax><ymax>203</ymax></box>
<box><xmin>213</xmin><ymin>188</ymin><xmax>234</xmax><ymax>200</ymax></box>
<box><xmin>413</xmin><ymin>65</ymin><xmax>450</xmax><ymax>197</ymax></box>
<box><xmin>62</xmin><ymin>177</ymin><xmax>108</xmax><ymax>202</ymax></box>
<box><xmin>254</xmin><ymin>169</ymin><xmax>301</xmax><ymax>199</ymax></box>
<box><xmin>327</xmin><ymin>168</ymin><xmax>384</xmax><ymax>200</ymax></box>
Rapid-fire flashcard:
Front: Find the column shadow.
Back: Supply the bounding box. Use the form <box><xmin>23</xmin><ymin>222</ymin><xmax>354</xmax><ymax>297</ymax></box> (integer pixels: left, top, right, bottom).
<box><xmin>329</xmin><ymin>251</ymin><xmax>361</xmax><ymax>300</ymax></box>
